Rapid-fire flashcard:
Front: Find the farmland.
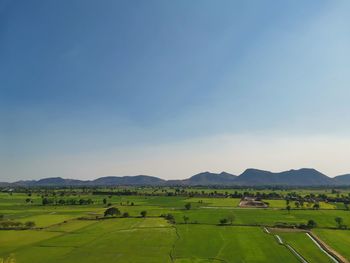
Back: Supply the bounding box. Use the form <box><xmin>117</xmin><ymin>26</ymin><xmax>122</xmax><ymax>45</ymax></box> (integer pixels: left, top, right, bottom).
<box><xmin>0</xmin><ymin>187</ymin><xmax>350</xmax><ymax>263</ymax></box>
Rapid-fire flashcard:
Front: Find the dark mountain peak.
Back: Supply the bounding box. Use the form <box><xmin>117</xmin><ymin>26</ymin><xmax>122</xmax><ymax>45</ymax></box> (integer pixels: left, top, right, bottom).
<box><xmin>336</xmin><ymin>173</ymin><xmax>350</xmax><ymax>178</ymax></box>
<box><xmin>220</xmin><ymin>171</ymin><xmax>236</xmax><ymax>176</ymax></box>
<box><xmin>334</xmin><ymin>174</ymin><xmax>350</xmax><ymax>185</ymax></box>
<box><xmin>281</xmin><ymin>168</ymin><xmax>328</xmax><ymax>178</ymax></box>
<box><xmin>92</xmin><ymin>175</ymin><xmax>165</xmax><ymax>185</ymax></box>
<box><xmin>185</xmin><ymin>171</ymin><xmax>236</xmax><ymax>185</ymax></box>
<box><xmin>293</xmin><ymin>168</ymin><xmax>321</xmax><ymax>173</ymax></box>
<box><xmin>236</xmin><ymin>167</ymin><xmax>332</xmax><ymax>186</ymax></box>
<box><xmin>240</xmin><ymin>168</ymin><xmax>272</xmax><ymax>176</ymax></box>
<box><xmin>37</xmin><ymin>177</ymin><xmax>65</xmax><ymax>182</ymax></box>
<box><xmin>192</xmin><ymin>171</ymin><xmax>212</xmax><ymax>176</ymax></box>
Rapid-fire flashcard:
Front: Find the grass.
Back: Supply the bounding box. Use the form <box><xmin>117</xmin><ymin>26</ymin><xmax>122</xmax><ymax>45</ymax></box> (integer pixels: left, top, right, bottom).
<box><xmin>0</xmin><ymin>218</ymin><xmax>176</xmax><ymax>263</ymax></box>
<box><xmin>173</xmin><ymin>225</ymin><xmax>298</xmax><ymax>262</ymax></box>
<box><xmin>278</xmin><ymin>232</ymin><xmax>334</xmax><ymax>263</ymax></box>
<box><xmin>264</xmin><ymin>200</ymin><xmax>337</xmax><ymax>209</ymax></box>
<box><xmin>173</xmin><ymin>208</ymin><xmax>350</xmax><ymax>227</ymax></box>
<box><xmin>313</xmin><ymin>229</ymin><xmax>350</xmax><ymax>261</ymax></box>
<box><xmin>1</xmin><ymin>191</ymin><xmax>349</xmax><ymax>262</ymax></box>
<box><xmin>184</xmin><ymin>197</ymin><xmax>241</xmax><ymax>207</ymax></box>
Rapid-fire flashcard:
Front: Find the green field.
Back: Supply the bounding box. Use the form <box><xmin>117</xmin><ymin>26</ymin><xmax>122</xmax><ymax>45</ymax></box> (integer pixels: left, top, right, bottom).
<box><xmin>313</xmin><ymin>229</ymin><xmax>350</xmax><ymax>261</ymax></box>
<box><xmin>1</xmin><ymin>189</ymin><xmax>349</xmax><ymax>262</ymax></box>
<box><xmin>173</xmin><ymin>225</ymin><xmax>298</xmax><ymax>262</ymax></box>
<box><xmin>277</xmin><ymin>232</ymin><xmax>334</xmax><ymax>263</ymax></box>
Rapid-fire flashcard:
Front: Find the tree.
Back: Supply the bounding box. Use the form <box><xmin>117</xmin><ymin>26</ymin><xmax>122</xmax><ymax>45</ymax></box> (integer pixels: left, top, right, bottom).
<box><xmin>103</xmin><ymin>198</ymin><xmax>107</xmax><ymax>205</ymax></box>
<box><xmin>25</xmin><ymin>198</ymin><xmax>31</xmax><ymax>203</ymax></box>
<box><xmin>140</xmin><ymin>210</ymin><xmax>147</xmax><ymax>218</ymax></box>
<box><xmin>307</xmin><ymin>219</ymin><xmax>317</xmax><ymax>229</ymax></box>
<box><xmin>227</xmin><ymin>213</ymin><xmax>235</xmax><ymax>225</ymax></box>
<box><xmin>42</xmin><ymin>197</ymin><xmax>50</xmax><ymax>206</ymax></box>
<box><xmin>164</xmin><ymin>214</ymin><xmax>175</xmax><ymax>224</ymax></box>
<box><xmin>122</xmin><ymin>212</ymin><xmax>129</xmax><ymax>218</ymax></box>
<box><xmin>335</xmin><ymin>217</ymin><xmax>343</xmax><ymax>228</ymax></box>
<box><xmin>24</xmin><ymin>221</ymin><xmax>36</xmax><ymax>228</ymax></box>
<box><xmin>286</xmin><ymin>205</ymin><xmax>291</xmax><ymax>213</ymax></box>
<box><xmin>294</xmin><ymin>201</ymin><xmax>300</xmax><ymax>208</ymax></box>
<box><xmin>313</xmin><ymin>203</ymin><xmax>320</xmax><ymax>210</ymax></box>
<box><xmin>104</xmin><ymin>207</ymin><xmax>120</xmax><ymax>217</ymax></box>
<box><xmin>183</xmin><ymin>215</ymin><xmax>189</xmax><ymax>224</ymax></box>
<box><xmin>185</xmin><ymin>203</ymin><xmax>192</xmax><ymax>210</ymax></box>
<box><xmin>219</xmin><ymin>218</ymin><xmax>228</xmax><ymax>225</ymax></box>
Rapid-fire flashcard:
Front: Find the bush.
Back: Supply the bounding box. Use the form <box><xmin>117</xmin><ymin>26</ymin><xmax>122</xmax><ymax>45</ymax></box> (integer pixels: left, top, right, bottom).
<box><xmin>219</xmin><ymin>218</ymin><xmax>228</xmax><ymax>225</ymax></box>
<box><xmin>184</xmin><ymin>203</ymin><xmax>191</xmax><ymax>210</ymax></box>
<box><xmin>104</xmin><ymin>207</ymin><xmax>120</xmax><ymax>217</ymax></box>
<box><xmin>24</xmin><ymin>221</ymin><xmax>36</xmax><ymax>228</ymax></box>
<box><xmin>140</xmin><ymin>210</ymin><xmax>147</xmax><ymax>218</ymax></box>
<box><xmin>162</xmin><ymin>214</ymin><xmax>175</xmax><ymax>223</ymax></box>
<box><xmin>307</xmin><ymin>219</ymin><xmax>317</xmax><ymax>229</ymax></box>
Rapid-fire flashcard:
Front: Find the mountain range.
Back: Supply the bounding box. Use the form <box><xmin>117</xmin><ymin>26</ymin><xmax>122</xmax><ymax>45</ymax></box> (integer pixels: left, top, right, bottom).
<box><xmin>3</xmin><ymin>168</ymin><xmax>350</xmax><ymax>187</ymax></box>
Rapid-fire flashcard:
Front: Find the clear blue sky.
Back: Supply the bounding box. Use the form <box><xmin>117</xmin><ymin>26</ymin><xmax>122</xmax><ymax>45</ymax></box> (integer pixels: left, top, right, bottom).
<box><xmin>1</xmin><ymin>0</ymin><xmax>350</xmax><ymax>181</ymax></box>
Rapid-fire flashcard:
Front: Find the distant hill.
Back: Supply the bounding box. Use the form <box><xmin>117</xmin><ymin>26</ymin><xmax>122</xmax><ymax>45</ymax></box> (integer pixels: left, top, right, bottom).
<box><xmin>334</xmin><ymin>174</ymin><xmax>350</xmax><ymax>185</ymax></box>
<box><xmin>13</xmin><ymin>177</ymin><xmax>86</xmax><ymax>187</ymax></box>
<box><xmin>91</xmin><ymin>175</ymin><xmax>165</xmax><ymax>186</ymax></box>
<box><xmin>13</xmin><ymin>175</ymin><xmax>165</xmax><ymax>186</ymax></box>
<box><xmin>6</xmin><ymin>168</ymin><xmax>350</xmax><ymax>187</ymax></box>
<box><xmin>181</xmin><ymin>172</ymin><xmax>237</xmax><ymax>185</ymax></box>
<box><xmin>235</xmin><ymin>168</ymin><xmax>334</xmax><ymax>186</ymax></box>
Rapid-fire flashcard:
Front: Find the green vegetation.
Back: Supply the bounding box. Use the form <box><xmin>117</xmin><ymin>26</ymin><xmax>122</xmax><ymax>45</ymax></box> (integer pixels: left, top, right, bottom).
<box><xmin>278</xmin><ymin>232</ymin><xmax>334</xmax><ymax>263</ymax></box>
<box><xmin>0</xmin><ymin>187</ymin><xmax>350</xmax><ymax>262</ymax></box>
<box><xmin>314</xmin><ymin>229</ymin><xmax>350</xmax><ymax>261</ymax></box>
<box><xmin>173</xmin><ymin>225</ymin><xmax>298</xmax><ymax>262</ymax></box>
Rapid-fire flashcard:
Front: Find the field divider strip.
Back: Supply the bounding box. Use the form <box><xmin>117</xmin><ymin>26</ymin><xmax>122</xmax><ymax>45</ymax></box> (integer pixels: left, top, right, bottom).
<box><xmin>285</xmin><ymin>244</ymin><xmax>308</xmax><ymax>263</ymax></box>
<box><xmin>274</xmin><ymin>234</ymin><xmax>308</xmax><ymax>263</ymax></box>
<box><xmin>264</xmin><ymin>228</ymin><xmax>309</xmax><ymax>263</ymax></box>
<box><xmin>306</xmin><ymin>232</ymin><xmax>345</xmax><ymax>263</ymax></box>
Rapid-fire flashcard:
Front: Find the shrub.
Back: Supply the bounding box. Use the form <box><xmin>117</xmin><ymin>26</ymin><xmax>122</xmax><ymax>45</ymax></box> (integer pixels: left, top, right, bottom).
<box><xmin>104</xmin><ymin>207</ymin><xmax>120</xmax><ymax>217</ymax></box>
<box><xmin>219</xmin><ymin>218</ymin><xmax>228</xmax><ymax>225</ymax></box>
<box><xmin>184</xmin><ymin>203</ymin><xmax>191</xmax><ymax>210</ymax></box>
<box><xmin>140</xmin><ymin>210</ymin><xmax>147</xmax><ymax>218</ymax></box>
<box><xmin>24</xmin><ymin>221</ymin><xmax>36</xmax><ymax>228</ymax></box>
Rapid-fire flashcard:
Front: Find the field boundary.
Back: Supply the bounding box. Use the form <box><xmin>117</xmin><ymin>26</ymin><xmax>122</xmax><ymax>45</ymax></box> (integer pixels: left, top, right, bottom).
<box><xmin>308</xmin><ymin>232</ymin><xmax>349</xmax><ymax>263</ymax></box>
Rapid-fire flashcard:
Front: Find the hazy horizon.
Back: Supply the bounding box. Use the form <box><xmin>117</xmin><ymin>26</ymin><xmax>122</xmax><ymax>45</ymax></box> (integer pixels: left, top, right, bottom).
<box><xmin>2</xmin><ymin>1</ymin><xmax>350</xmax><ymax>182</ymax></box>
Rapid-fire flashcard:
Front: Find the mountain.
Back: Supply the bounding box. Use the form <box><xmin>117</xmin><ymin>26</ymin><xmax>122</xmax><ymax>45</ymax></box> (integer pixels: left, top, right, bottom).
<box><xmin>7</xmin><ymin>168</ymin><xmax>350</xmax><ymax>187</ymax></box>
<box><xmin>13</xmin><ymin>175</ymin><xmax>165</xmax><ymax>187</ymax></box>
<box><xmin>91</xmin><ymin>175</ymin><xmax>165</xmax><ymax>186</ymax></box>
<box><xmin>182</xmin><ymin>172</ymin><xmax>237</xmax><ymax>185</ymax></box>
<box><xmin>334</xmin><ymin>174</ymin><xmax>350</xmax><ymax>185</ymax></box>
<box><xmin>0</xmin><ymin>182</ymin><xmax>11</xmax><ymax>187</ymax></box>
<box><xmin>235</xmin><ymin>168</ymin><xmax>333</xmax><ymax>186</ymax></box>
<box><xmin>14</xmin><ymin>177</ymin><xmax>86</xmax><ymax>186</ymax></box>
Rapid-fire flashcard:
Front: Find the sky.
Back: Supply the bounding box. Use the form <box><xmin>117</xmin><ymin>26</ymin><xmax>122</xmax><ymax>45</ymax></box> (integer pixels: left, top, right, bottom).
<box><xmin>1</xmin><ymin>0</ymin><xmax>350</xmax><ymax>182</ymax></box>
